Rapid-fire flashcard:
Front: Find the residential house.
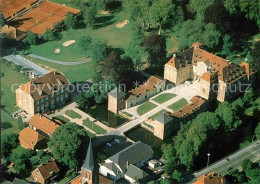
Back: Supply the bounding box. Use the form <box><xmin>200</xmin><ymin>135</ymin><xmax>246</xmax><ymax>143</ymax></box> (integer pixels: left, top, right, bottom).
<box><xmin>99</xmin><ymin>141</ymin><xmax>153</xmax><ymax>181</ymax></box>
<box><xmin>164</xmin><ymin>42</ymin><xmax>256</xmax><ymax>102</ymax></box>
<box><xmin>19</xmin><ymin>127</ymin><xmax>46</xmax><ymax>150</ymax></box>
<box><xmin>193</xmin><ymin>171</ymin><xmax>226</xmax><ymax>184</ymax></box>
<box><xmin>31</xmin><ymin>158</ymin><xmax>60</xmax><ymax>184</ymax></box>
<box><xmin>28</xmin><ymin>113</ymin><xmax>60</xmax><ymax>137</ymax></box>
<box><xmin>16</xmin><ymin>71</ymin><xmax>70</xmax><ymax>115</ymax></box>
<box><xmin>124</xmin><ymin>164</ymin><xmax>149</xmax><ymax>183</ymax></box>
<box><xmin>1</xmin><ymin>25</ymin><xmax>27</xmax><ymax>41</ymax></box>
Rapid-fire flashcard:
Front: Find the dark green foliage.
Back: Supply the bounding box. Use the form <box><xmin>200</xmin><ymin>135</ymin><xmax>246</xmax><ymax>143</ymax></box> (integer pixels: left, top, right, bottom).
<box><xmin>88</xmin><ymin>39</ymin><xmax>109</xmax><ymax>61</ymax></box>
<box><xmin>17</xmin><ymin>117</ymin><xmax>26</xmax><ymax>131</ymax></box>
<box><xmin>188</xmin><ymin>0</ymin><xmax>215</xmax><ymax>21</ymax></box>
<box><xmin>30</xmin><ymin>150</ymin><xmax>51</xmax><ymax>165</ymax></box>
<box><xmin>64</xmin><ymin>12</ymin><xmax>77</xmax><ymax>29</ymax></box>
<box><xmin>24</xmin><ymin>31</ymin><xmax>38</xmax><ymax>45</ymax></box>
<box><xmin>172</xmin><ymin>170</ymin><xmax>183</xmax><ymax>182</ymax></box>
<box><xmin>0</xmin><ymin>10</ymin><xmax>5</xmax><ymax>28</ymax></box>
<box><xmin>225</xmin><ymin>169</ymin><xmax>248</xmax><ymax>183</ymax></box>
<box><xmin>43</xmin><ymin>28</ymin><xmax>56</xmax><ymax>41</ymax></box>
<box><xmin>78</xmin><ymin>36</ymin><xmax>92</xmax><ymax>57</ymax></box>
<box><xmin>177</xmin><ymin>20</ymin><xmax>221</xmax><ymax>50</ymax></box>
<box><xmin>48</xmin><ymin>123</ymin><xmax>89</xmax><ymax>169</ymax></box>
<box><xmin>83</xmin><ymin>7</ymin><xmax>96</xmax><ymax>28</ymax></box>
<box><xmin>243</xmin><ymin>87</ymin><xmax>255</xmax><ymax>104</ymax></box>
<box><xmin>1</xmin><ymin>133</ymin><xmax>18</xmax><ymax>160</ymax></box>
<box><xmin>222</xmin><ymin>34</ymin><xmax>233</xmax><ymax>55</ymax></box>
<box><xmin>10</xmin><ymin>146</ymin><xmax>34</xmax><ymax>175</ymax></box>
<box><xmin>254</xmin><ymin>123</ymin><xmax>260</xmax><ymax>138</ymax></box>
<box><xmin>160</xmin><ymin>178</ymin><xmax>171</xmax><ymax>184</ymax></box>
<box><xmin>143</xmin><ymin>32</ymin><xmax>167</xmax><ymax>67</ymax></box>
<box><xmin>53</xmin><ymin>21</ymin><xmax>64</xmax><ymax>32</ymax></box>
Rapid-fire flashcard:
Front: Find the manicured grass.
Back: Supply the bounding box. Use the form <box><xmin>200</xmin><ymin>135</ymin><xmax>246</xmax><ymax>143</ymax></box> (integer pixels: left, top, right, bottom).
<box><xmin>1</xmin><ymin>62</ymin><xmax>29</xmax><ymax>134</ymax></box>
<box><xmin>24</xmin><ymin>56</ymin><xmax>96</xmax><ymax>83</ymax></box>
<box><xmin>83</xmin><ymin>118</ymin><xmax>107</xmax><ymax>134</ymax></box>
<box><xmin>153</xmin><ymin>93</ymin><xmax>176</xmax><ymax>104</ymax></box>
<box><xmin>137</xmin><ymin>102</ymin><xmax>157</xmax><ymax>116</ymax></box>
<box><xmin>26</xmin><ymin>12</ymin><xmax>131</xmax><ymax>61</ymax></box>
<box><xmin>149</xmin><ymin>109</ymin><xmax>168</xmax><ymax>120</ymax></box>
<box><xmin>65</xmin><ymin>110</ymin><xmax>82</xmax><ymax>119</ymax></box>
<box><xmin>53</xmin><ymin>115</ymin><xmax>70</xmax><ymax>124</ymax></box>
<box><xmin>168</xmin><ymin>98</ymin><xmax>188</xmax><ymax>111</ymax></box>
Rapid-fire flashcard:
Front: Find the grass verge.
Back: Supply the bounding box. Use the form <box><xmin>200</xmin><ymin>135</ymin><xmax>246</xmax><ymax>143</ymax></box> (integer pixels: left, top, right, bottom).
<box><xmin>168</xmin><ymin>98</ymin><xmax>188</xmax><ymax>111</ymax></box>
<box><xmin>137</xmin><ymin>102</ymin><xmax>157</xmax><ymax>116</ymax></box>
<box><xmin>153</xmin><ymin>93</ymin><xmax>176</xmax><ymax>104</ymax></box>
<box><xmin>83</xmin><ymin>118</ymin><xmax>107</xmax><ymax>134</ymax></box>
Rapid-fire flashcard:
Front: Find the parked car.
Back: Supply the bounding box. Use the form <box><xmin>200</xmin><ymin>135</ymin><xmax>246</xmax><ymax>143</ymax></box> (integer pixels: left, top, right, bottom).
<box><xmin>114</xmin><ymin>139</ymin><xmax>120</xmax><ymax>143</ymax></box>
<box><xmin>226</xmin><ymin>166</ymin><xmax>233</xmax><ymax>171</ymax></box>
<box><xmin>106</xmin><ymin>143</ymin><xmax>112</xmax><ymax>147</ymax></box>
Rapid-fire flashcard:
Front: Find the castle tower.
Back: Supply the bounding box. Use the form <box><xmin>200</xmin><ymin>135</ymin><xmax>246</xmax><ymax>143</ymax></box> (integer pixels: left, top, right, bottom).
<box><xmin>81</xmin><ymin>140</ymin><xmax>94</xmax><ymax>184</ymax></box>
<box><xmin>108</xmin><ymin>88</ymin><xmax>126</xmax><ymax>114</ymax></box>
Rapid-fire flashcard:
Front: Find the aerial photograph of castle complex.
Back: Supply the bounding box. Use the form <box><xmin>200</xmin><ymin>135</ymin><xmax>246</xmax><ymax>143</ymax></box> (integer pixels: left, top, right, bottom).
<box><xmin>1</xmin><ymin>0</ymin><xmax>260</xmax><ymax>184</ymax></box>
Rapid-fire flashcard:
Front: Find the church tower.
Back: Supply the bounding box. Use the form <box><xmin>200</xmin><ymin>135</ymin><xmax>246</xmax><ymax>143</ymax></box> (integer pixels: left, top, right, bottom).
<box><xmin>81</xmin><ymin>139</ymin><xmax>94</xmax><ymax>184</ymax></box>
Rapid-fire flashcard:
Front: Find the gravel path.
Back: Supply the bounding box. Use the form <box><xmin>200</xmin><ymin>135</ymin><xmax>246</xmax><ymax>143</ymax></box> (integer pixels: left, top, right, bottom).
<box><xmin>29</xmin><ymin>54</ymin><xmax>92</xmax><ymax>65</ymax></box>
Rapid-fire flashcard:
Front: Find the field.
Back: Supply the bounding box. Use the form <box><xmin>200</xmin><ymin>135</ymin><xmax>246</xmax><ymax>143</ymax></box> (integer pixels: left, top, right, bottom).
<box><xmin>168</xmin><ymin>98</ymin><xmax>188</xmax><ymax>111</ymax></box>
<box><xmin>65</xmin><ymin>110</ymin><xmax>82</xmax><ymax>119</ymax></box>
<box><xmin>153</xmin><ymin>93</ymin><xmax>176</xmax><ymax>104</ymax></box>
<box><xmin>1</xmin><ymin>63</ymin><xmax>29</xmax><ymax>134</ymax></box>
<box><xmin>83</xmin><ymin>118</ymin><xmax>107</xmax><ymax>134</ymax></box>
<box><xmin>149</xmin><ymin>109</ymin><xmax>168</xmax><ymax>120</ymax></box>
<box><xmin>137</xmin><ymin>102</ymin><xmax>157</xmax><ymax>116</ymax></box>
<box><xmin>16</xmin><ymin>1</ymin><xmax>79</xmax><ymax>34</ymax></box>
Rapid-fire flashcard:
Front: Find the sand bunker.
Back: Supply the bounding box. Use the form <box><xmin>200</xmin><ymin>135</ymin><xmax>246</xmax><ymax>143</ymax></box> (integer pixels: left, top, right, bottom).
<box><xmin>100</xmin><ymin>10</ymin><xmax>109</xmax><ymax>15</ymax></box>
<box><xmin>116</xmin><ymin>20</ymin><xmax>129</xmax><ymax>28</ymax></box>
<box><xmin>54</xmin><ymin>48</ymin><xmax>60</xmax><ymax>53</ymax></box>
<box><xmin>63</xmin><ymin>40</ymin><xmax>76</xmax><ymax>47</ymax></box>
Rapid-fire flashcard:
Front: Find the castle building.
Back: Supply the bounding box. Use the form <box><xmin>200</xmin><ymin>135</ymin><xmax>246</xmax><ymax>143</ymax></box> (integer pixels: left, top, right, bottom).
<box><xmin>16</xmin><ymin>71</ymin><xmax>70</xmax><ymax>115</ymax></box>
<box><xmin>108</xmin><ymin>88</ymin><xmax>126</xmax><ymax>114</ymax></box>
<box><xmin>164</xmin><ymin>42</ymin><xmax>256</xmax><ymax>102</ymax></box>
<box><xmin>153</xmin><ymin>113</ymin><xmax>174</xmax><ymax>140</ymax></box>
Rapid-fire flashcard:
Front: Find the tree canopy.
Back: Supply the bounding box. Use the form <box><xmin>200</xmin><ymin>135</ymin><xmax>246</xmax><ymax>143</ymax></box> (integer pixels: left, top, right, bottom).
<box><xmin>64</xmin><ymin>12</ymin><xmax>77</xmax><ymax>29</ymax></box>
<box><xmin>24</xmin><ymin>31</ymin><xmax>38</xmax><ymax>45</ymax></box>
<box><xmin>1</xmin><ymin>133</ymin><xmax>18</xmax><ymax>160</ymax></box>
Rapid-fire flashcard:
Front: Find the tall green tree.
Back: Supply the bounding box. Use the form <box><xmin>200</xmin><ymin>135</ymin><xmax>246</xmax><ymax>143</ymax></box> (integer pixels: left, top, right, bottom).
<box><xmin>188</xmin><ymin>0</ymin><xmax>215</xmax><ymax>21</ymax></box>
<box><xmin>255</xmin><ymin>123</ymin><xmax>260</xmax><ymax>138</ymax></box>
<box><xmin>222</xmin><ymin>34</ymin><xmax>233</xmax><ymax>55</ymax></box>
<box><xmin>172</xmin><ymin>170</ymin><xmax>183</xmax><ymax>182</ymax></box>
<box><xmin>48</xmin><ymin>123</ymin><xmax>89</xmax><ymax>169</ymax></box>
<box><xmin>83</xmin><ymin>7</ymin><xmax>96</xmax><ymax>29</ymax></box>
<box><xmin>1</xmin><ymin>133</ymin><xmax>18</xmax><ymax>160</ymax></box>
<box><xmin>89</xmin><ymin>39</ymin><xmax>109</xmax><ymax>61</ymax></box>
<box><xmin>43</xmin><ymin>28</ymin><xmax>56</xmax><ymax>41</ymax></box>
<box><xmin>30</xmin><ymin>150</ymin><xmax>51</xmax><ymax>165</ymax></box>
<box><xmin>0</xmin><ymin>10</ymin><xmax>5</xmax><ymax>28</ymax></box>
<box><xmin>10</xmin><ymin>146</ymin><xmax>33</xmax><ymax>175</ymax></box>
<box><xmin>17</xmin><ymin>117</ymin><xmax>26</xmax><ymax>131</ymax></box>
<box><xmin>64</xmin><ymin>12</ymin><xmax>77</xmax><ymax>29</ymax></box>
<box><xmin>78</xmin><ymin>36</ymin><xmax>92</xmax><ymax>57</ymax></box>
<box><xmin>24</xmin><ymin>31</ymin><xmax>38</xmax><ymax>45</ymax></box>
<box><xmin>149</xmin><ymin>0</ymin><xmax>175</xmax><ymax>34</ymax></box>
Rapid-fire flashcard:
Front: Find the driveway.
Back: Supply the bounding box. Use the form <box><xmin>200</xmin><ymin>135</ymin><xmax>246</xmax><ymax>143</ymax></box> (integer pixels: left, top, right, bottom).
<box><xmin>29</xmin><ymin>54</ymin><xmax>92</xmax><ymax>65</ymax></box>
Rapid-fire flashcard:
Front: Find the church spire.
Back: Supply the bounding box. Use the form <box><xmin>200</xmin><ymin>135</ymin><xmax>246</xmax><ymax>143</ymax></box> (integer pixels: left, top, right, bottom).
<box><xmin>81</xmin><ymin>139</ymin><xmax>94</xmax><ymax>172</ymax></box>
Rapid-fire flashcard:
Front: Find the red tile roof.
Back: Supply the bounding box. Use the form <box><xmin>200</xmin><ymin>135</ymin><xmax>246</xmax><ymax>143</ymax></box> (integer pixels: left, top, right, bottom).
<box><xmin>28</xmin><ymin>114</ymin><xmax>60</xmax><ymax>136</ymax></box>
<box><xmin>193</xmin><ymin>171</ymin><xmax>225</xmax><ymax>184</ymax></box>
<box><xmin>32</xmin><ymin>158</ymin><xmax>59</xmax><ymax>181</ymax></box>
<box><xmin>19</xmin><ymin>127</ymin><xmax>45</xmax><ymax>149</ymax></box>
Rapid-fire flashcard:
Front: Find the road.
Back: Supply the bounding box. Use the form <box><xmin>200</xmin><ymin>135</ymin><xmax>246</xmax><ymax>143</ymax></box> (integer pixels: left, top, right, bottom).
<box><xmin>29</xmin><ymin>54</ymin><xmax>92</xmax><ymax>65</ymax></box>
<box><xmin>190</xmin><ymin>140</ymin><xmax>260</xmax><ymax>183</ymax></box>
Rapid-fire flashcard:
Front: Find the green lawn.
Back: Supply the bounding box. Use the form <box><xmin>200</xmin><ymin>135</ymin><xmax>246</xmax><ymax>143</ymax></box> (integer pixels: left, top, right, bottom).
<box><xmin>153</xmin><ymin>93</ymin><xmax>176</xmax><ymax>104</ymax></box>
<box><xmin>168</xmin><ymin>98</ymin><xmax>188</xmax><ymax>111</ymax></box>
<box><xmin>137</xmin><ymin>102</ymin><xmax>157</xmax><ymax>116</ymax></box>
<box><xmin>52</xmin><ymin>115</ymin><xmax>70</xmax><ymax>124</ymax></box>
<box><xmin>65</xmin><ymin>110</ymin><xmax>82</xmax><ymax>119</ymax></box>
<box><xmin>24</xmin><ymin>56</ymin><xmax>96</xmax><ymax>83</ymax></box>
<box><xmin>1</xmin><ymin>62</ymin><xmax>29</xmax><ymax>134</ymax></box>
<box><xmin>26</xmin><ymin>12</ymin><xmax>131</xmax><ymax>61</ymax></box>
<box><xmin>149</xmin><ymin>109</ymin><xmax>168</xmax><ymax>120</ymax></box>
<box><xmin>83</xmin><ymin>118</ymin><xmax>107</xmax><ymax>134</ymax></box>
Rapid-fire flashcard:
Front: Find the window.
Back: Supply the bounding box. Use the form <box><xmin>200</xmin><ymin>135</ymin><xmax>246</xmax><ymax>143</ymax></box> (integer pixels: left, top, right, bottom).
<box><xmin>36</xmin><ymin>101</ymin><xmax>39</xmax><ymax>105</ymax></box>
<box><xmin>41</xmin><ymin>98</ymin><xmax>44</xmax><ymax>103</ymax></box>
<box><xmin>18</xmin><ymin>93</ymin><xmax>21</xmax><ymax>98</ymax></box>
<box><xmin>61</xmin><ymin>88</ymin><xmax>64</xmax><ymax>93</ymax></box>
<box><xmin>60</xmin><ymin>95</ymin><xmax>63</xmax><ymax>101</ymax></box>
<box><xmin>65</xmin><ymin>92</ymin><xmax>68</xmax><ymax>98</ymax></box>
<box><xmin>51</xmin><ymin>99</ymin><xmax>54</xmax><ymax>105</ymax></box>
<box><xmin>45</xmin><ymin>96</ymin><xmax>48</xmax><ymax>100</ymax></box>
<box><xmin>56</xmin><ymin>97</ymin><xmax>59</xmax><ymax>102</ymax></box>
<box><xmin>51</xmin><ymin>94</ymin><xmax>54</xmax><ymax>98</ymax></box>
<box><xmin>37</xmin><ymin>106</ymin><xmax>40</xmax><ymax>112</ymax></box>
<box><xmin>45</xmin><ymin>103</ymin><xmax>48</xmax><ymax>107</ymax></box>
<box><xmin>65</xmin><ymin>87</ymin><xmax>68</xmax><ymax>91</ymax></box>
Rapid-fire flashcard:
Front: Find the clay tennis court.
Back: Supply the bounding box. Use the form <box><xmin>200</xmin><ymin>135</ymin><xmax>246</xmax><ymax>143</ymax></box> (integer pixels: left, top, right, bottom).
<box><xmin>1</xmin><ymin>0</ymin><xmax>36</xmax><ymax>19</ymax></box>
<box><xmin>15</xmin><ymin>1</ymin><xmax>80</xmax><ymax>34</ymax></box>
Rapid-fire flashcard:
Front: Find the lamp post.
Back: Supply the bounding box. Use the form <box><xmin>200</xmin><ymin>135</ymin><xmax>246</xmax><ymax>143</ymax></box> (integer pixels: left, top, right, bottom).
<box><xmin>207</xmin><ymin>153</ymin><xmax>211</xmax><ymax>168</ymax></box>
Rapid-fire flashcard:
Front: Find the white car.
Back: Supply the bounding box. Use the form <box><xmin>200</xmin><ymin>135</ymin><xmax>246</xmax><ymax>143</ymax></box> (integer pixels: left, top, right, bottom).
<box><xmin>106</xmin><ymin>143</ymin><xmax>112</xmax><ymax>147</ymax></box>
<box><xmin>114</xmin><ymin>139</ymin><xmax>120</xmax><ymax>143</ymax></box>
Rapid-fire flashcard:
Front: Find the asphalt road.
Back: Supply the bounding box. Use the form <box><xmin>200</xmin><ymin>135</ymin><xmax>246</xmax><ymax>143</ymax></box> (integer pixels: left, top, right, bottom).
<box><xmin>190</xmin><ymin>140</ymin><xmax>260</xmax><ymax>183</ymax></box>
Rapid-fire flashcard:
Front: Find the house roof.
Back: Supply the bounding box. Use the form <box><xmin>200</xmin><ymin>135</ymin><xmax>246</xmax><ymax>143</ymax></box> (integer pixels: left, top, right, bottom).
<box><xmin>108</xmin><ymin>87</ymin><xmax>126</xmax><ymax>99</ymax></box>
<box><xmin>200</xmin><ymin>71</ymin><xmax>218</xmax><ymax>83</ymax></box>
<box><xmin>126</xmin><ymin>75</ymin><xmax>165</xmax><ymax>100</ymax></box>
<box><xmin>19</xmin><ymin>71</ymin><xmax>69</xmax><ymax>101</ymax></box>
<box><xmin>171</xmin><ymin>96</ymin><xmax>207</xmax><ymax>118</ymax></box>
<box><xmin>193</xmin><ymin>171</ymin><xmax>225</xmax><ymax>184</ymax></box>
<box><xmin>155</xmin><ymin>113</ymin><xmax>173</xmax><ymax>124</ymax></box>
<box><xmin>109</xmin><ymin>141</ymin><xmax>153</xmax><ymax>172</ymax></box>
<box><xmin>125</xmin><ymin>164</ymin><xmax>148</xmax><ymax>180</ymax></box>
<box><xmin>33</xmin><ymin>158</ymin><xmax>59</xmax><ymax>181</ymax></box>
<box><xmin>28</xmin><ymin>114</ymin><xmax>60</xmax><ymax>136</ymax></box>
<box><xmin>71</xmin><ymin>175</ymin><xmax>113</xmax><ymax>184</ymax></box>
<box><xmin>12</xmin><ymin>178</ymin><xmax>30</xmax><ymax>184</ymax></box>
<box><xmin>19</xmin><ymin>127</ymin><xmax>45</xmax><ymax>149</ymax></box>
<box><xmin>102</xmin><ymin>162</ymin><xmax>120</xmax><ymax>174</ymax></box>
<box><xmin>81</xmin><ymin>139</ymin><xmax>94</xmax><ymax>172</ymax></box>
<box><xmin>1</xmin><ymin>25</ymin><xmax>27</xmax><ymax>41</ymax></box>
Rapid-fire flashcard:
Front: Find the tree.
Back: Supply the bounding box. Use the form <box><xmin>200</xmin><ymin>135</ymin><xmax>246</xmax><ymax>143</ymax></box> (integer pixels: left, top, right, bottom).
<box><xmin>0</xmin><ymin>10</ymin><xmax>5</xmax><ymax>28</ymax></box>
<box><xmin>24</xmin><ymin>31</ymin><xmax>38</xmax><ymax>45</ymax></box>
<box><xmin>89</xmin><ymin>39</ymin><xmax>109</xmax><ymax>61</ymax></box>
<box><xmin>160</xmin><ymin>178</ymin><xmax>171</xmax><ymax>184</ymax></box>
<box><xmin>243</xmin><ymin>87</ymin><xmax>254</xmax><ymax>104</ymax></box>
<box><xmin>17</xmin><ymin>117</ymin><xmax>26</xmax><ymax>131</ymax></box>
<box><xmin>147</xmin><ymin>181</ymin><xmax>156</xmax><ymax>184</ymax></box>
<box><xmin>43</xmin><ymin>28</ymin><xmax>56</xmax><ymax>41</ymax></box>
<box><xmin>64</xmin><ymin>12</ymin><xmax>77</xmax><ymax>29</ymax></box>
<box><xmin>53</xmin><ymin>21</ymin><xmax>64</xmax><ymax>33</ymax></box>
<box><xmin>10</xmin><ymin>146</ymin><xmax>33</xmax><ymax>175</ymax></box>
<box><xmin>149</xmin><ymin>0</ymin><xmax>175</xmax><ymax>34</ymax></box>
<box><xmin>143</xmin><ymin>32</ymin><xmax>167</xmax><ymax>67</ymax></box>
<box><xmin>254</xmin><ymin>123</ymin><xmax>260</xmax><ymax>138</ymax></box>
<box><xmin>30</xmin><ymin>150</ymin><xmax>51</xmax><ymax>165</ymax></box>
<box><xmin>76</xmin><ymin>92</ymin><xmax>86</xmax><ymax>109</ymax></box>
<box><xmin>78</xmin><ymin>36</ymin><xmax>92</xmax><ymax>57</ymax></box>
<box><xmin>222</xmin><ymin>34</ymin><xmax>233</xmax><ymax>55</ymax></box>
<box><xmin>48</xmin><ymin>123</ymin><xmax>89</xmax><ymax>169</ymax></box>
<box><xmin>1</xmin><ymin>133</ymin><xmax>18</xmax><ymax>160</ymax></box>
<box><xmin>188</xmin><ymin>0</ymin><xmax>215</xmax><ymax>21</ymax></box>
<box><xmin>83</xmin><ymin>7</ymin><xmax>96</xmax><ymax>29</ymax></box>
<box><xmin>172</xmin><ymin>170</ymin><xmax>183</xmax><ymax>182</ymax></box>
